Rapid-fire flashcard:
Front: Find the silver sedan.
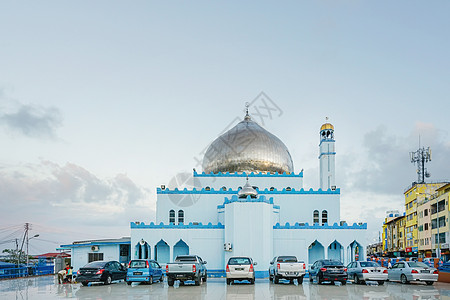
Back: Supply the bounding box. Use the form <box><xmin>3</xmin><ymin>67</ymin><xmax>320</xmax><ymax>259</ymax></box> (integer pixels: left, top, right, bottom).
<box><xmin>346</xmin><ymin>261</ymin><xmax>388</xmax><ymax>285</ymax></box>
<box><xmin>388</xmin><ymin>261</ymin><xmax>438</xmax><ymax>285</ymax></box>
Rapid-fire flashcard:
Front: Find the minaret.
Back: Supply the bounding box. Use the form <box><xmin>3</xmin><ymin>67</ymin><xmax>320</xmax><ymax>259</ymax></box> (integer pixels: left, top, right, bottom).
<box><xmin>319</xmin><ymin>118</ymin><xmax>336</xmax><ymax>190</ymax></box>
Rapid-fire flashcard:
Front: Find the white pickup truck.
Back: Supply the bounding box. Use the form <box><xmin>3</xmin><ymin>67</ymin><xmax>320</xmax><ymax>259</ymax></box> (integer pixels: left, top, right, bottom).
<box><xmin>269</xmin><ymin>256</ymin><xmax>306</xmax><ymax>284</ymax></box>
<box><xmin>165</xmin><ymin>255</ymin><xmax>207</xmax><ymax>286</ymax></box>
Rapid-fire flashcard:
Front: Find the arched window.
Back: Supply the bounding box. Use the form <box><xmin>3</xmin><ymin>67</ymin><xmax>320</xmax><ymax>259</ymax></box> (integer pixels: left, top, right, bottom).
<box><xmin>178</xmin><ymin>210</ymin><xmax>184</xmax><ymax>224</ymax></box>
<box><xmin>205</xmin><ymin>186</ymin><xmax>211</xmax><ymax>191</ymax></box>
<box><xmin>313</xmin><ymin>210</ymin><xmax>319</xmax><ymax>224</ymax></box>
<box><xmin>270</xmin><ymin>187</ymin><xmax>275</xmax><ymax>191</ymax></box>
<box><xmin>286</xmin><ymin>187</ymin><xmax>292</xmax><ymax>191</ymax></box>
<box><xmin>322</xmin><ymin>210</ymin><xmax>328</xmax><ymax>225</ymax></box>
<box><xmin>222</xmin><ymin>186</ymin><xmax>227</xmax><ymax>191</ymax></box>
<box><xmin>169</xmin><ymin>210</ymin><xmax>175</xmax><ymax>224</ymax></box>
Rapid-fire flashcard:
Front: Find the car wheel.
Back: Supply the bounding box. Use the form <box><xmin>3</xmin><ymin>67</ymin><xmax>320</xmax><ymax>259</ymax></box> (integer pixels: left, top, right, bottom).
<box><xmin>179</xmin><ymin>281</ymin><xmax>185</xmax><ymax>286</ymax></box>
<box><xmin>168</xmin><ymin>278</ymin><xmax>174</xmax><ymax>287</ymax></box>
<box><xmin>309</xmin><ymin>274</ymin><xmax>313</xmax><ymax>282</ymax></box>
<box><xmin>104</xmin><ymin>275</ymin><xmax>112</xmax><ymax>285</ymax></box>
<box><xmin>148</xmin><ymin>275</ymin><xmax>153</xmax><ymax>285</ymax></box>
<box><xmin>377</xmin><ymin>281</ymin><xmax>384</xmax><ymax>285</ymax></box>
<box><xmin>226</xmin><ymin>278</ymin><xmax>231</xmax><ymax>285</ymax></box>
<box><xmin>250</xmin><ymin>278</ymin><xmax>255</xmax><ymax>284</ymax></box>
<box><xmin>401</xmin><ymin>274</ymin><xmax>409</xmax><ymax>284</ymax></box>
<box><xmin>195</xmin><ymin>276</ymin><xmax>200</xmax><ymax>286</ymax></box>
<box><xmin>426</xmin><ymin>281</ymin><xmax>434</xmax><ymax>286</ymax></box>
<box><xmin>274</xmin><ymin>275</ymin><xmax>279</xmax><ymax>284</ymax></box>
<box><xmin>289</xmin><ymin>279</ymin><xmax>294</xmax><ymax>284</ymax></box>
<box><xmin>353</xmin><ymin>274</ymin><xmax>360</xmax><ymax>284</ymax></box>
<box><xmin>203</xmin><ymin>272</ymin><xmax>207</xmax><ymax>282</ymax></box>
<box><xmin>341</xmin><ymin>280</ymin><xmax>347</xmax><ymax>285</ymax></box>
<box><xmin>82</xmin><ymin>281</ymin><xmax>89</xmax><ymax>286</ymax></box>
<box><xmin>297</xmin><ymin>276</ymin><xmax>303</xmax><ymax>284</ymax></box>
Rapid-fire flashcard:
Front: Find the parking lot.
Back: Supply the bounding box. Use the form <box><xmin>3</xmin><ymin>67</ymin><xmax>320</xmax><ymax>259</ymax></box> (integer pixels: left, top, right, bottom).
<box><xmin>1</xmin><ymin>275</ymin><xmax>450</xmax><ymax>300</ymax></box>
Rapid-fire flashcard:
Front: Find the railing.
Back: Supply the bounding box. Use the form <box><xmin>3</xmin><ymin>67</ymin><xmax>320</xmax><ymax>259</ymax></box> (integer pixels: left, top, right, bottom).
<box><xmin>0</xmin><ymin>264</ymin><xmax>54</xmax><ymax>279</ymax></box>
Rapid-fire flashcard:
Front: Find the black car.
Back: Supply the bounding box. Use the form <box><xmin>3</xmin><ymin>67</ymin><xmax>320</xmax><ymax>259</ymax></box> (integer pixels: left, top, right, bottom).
<box><xmin>77</xmin><ymin>260</ymin><xmax>127</xmax><ymax>286</ymax></box>
<box><xmin>309</xmin><ymin>259</ymin><xmax>348</xmax><ymax>285</ymax></box>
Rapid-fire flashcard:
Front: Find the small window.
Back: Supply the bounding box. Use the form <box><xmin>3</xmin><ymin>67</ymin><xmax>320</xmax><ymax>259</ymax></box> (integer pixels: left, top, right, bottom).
<box><xmin>88</xmin><ymin>253</ymin><xmax>104</xmax><ymax>263</ymax></box>
<box><xmin>205</xmin><ymin>186</ymin><xmax>211</xmax><ymax>191</ymax></box>
<box><xmin>169</xmin><ymin>210</ymin><xmax>175</xmax><ymax>224</ymax></box>
<box><xmin>322</xmin><ymin>210</ymin><xmax>328</xmax><ymax>225</ymax></box>
<box><xmin>270</xmin><ymin>187</ymin><xmax>275</xmax><ymax>191</ymax></box>
<box><xmin>178</xmin><ymin>210</ymin><xmax>184</xmax><ymax>224</ymax></box>
<box><xmin>286</xmin><ymin>187</ymin><xmax>292</xmax><ymax>191</ymax></box>
<box><xmin>222</xmin><ymin>186</ymin><xmax>226</xmax><ymax>191</ymax></box>
<box><xmin>313</xmin><ymin>210</ymin><xmax>319</xmax><ymax>224</ymax></box>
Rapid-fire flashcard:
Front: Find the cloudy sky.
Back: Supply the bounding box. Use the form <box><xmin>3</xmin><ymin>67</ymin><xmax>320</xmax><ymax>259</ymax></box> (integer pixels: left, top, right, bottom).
<box><xmin>1</xmin><ymin>1</ymin><xmax>449</xmax><ymax>255</ymax></box>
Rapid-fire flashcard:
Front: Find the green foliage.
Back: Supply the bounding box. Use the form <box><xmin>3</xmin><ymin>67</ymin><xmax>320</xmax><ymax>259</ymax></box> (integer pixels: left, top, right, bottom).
<box><xmin>1</xmin><ymin>249</ymin><xmax>32</xmax><ymax>264</ymax></box>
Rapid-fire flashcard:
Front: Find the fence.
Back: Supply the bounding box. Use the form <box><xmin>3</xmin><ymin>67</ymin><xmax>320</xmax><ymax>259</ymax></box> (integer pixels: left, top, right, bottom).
<box><xmin>0</xmin><ymin>264</ymin><xmax>54</xmax><ymax>279</ymax></box>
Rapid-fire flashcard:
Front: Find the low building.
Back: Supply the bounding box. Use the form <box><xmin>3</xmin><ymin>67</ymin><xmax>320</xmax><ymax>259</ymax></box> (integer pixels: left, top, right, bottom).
<box><xmin>382</xmin><ymin>212</ymin><xmax>406</xmax><ymax>257</ymax></box>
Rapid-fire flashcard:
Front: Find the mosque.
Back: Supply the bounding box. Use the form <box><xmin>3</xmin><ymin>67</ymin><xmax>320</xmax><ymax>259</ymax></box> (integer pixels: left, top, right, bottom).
<box><xmin>129</xmin><ymin>110</ymin><xmax>367</xmax><ymax>277</ymax></box>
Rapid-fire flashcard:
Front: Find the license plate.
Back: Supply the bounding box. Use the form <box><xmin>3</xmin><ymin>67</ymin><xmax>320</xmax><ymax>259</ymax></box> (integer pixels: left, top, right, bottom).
<box><xmin>235</xmin><ymin>268</ymin><xmax>244</xmax><ymax>271</ymax></box>
<box><xmin>421</xmin><ymin>270</ymin><xmax>430</xmax><ymax>273</ymax></box>
<box><xmin>134</xmin><ymin>272</ymin><xmax>142</xmax><ymax>275</ymax></box>
<box><xmin>177</xmin><ymin>274</ymin><xmax>184</xmax><ymax>277</ymax></box>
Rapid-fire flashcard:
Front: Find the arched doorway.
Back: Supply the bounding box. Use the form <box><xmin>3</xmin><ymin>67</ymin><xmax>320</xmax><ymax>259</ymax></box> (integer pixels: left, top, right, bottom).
<box><xmin>348</xmin><ymin>240</ymin><xmax>363</xmax><ymax>262</ymax></box>
<box><xmin>154</xmin><ymin>240</ymin><xmax>170</xmax><ymax>264</ymax></box>
<box><xmin>135</xmin><ymin>240</ymin><xmax>151</xmax><ymax>259</ymax></box>
<box><xmin>327</xmin><ymin>240</ymin><xmax>343</xmax><ymax>261</ymax></box>
<box><xmin>308</xmin><ymin>240</ymin><xmax>324</xmax><ymax>266</ymax></box>
<box><xmin>173</xmin><ymin>239</ymin><xmax>189</xmax><ymax>259</ymax></box>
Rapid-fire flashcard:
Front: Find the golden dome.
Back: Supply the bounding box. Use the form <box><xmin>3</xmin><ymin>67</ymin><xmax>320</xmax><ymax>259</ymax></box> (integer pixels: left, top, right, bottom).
<box><xmin>320</xmin><ymin>123</ymin><xmax>334</xmax><ymax>131</ymax></box>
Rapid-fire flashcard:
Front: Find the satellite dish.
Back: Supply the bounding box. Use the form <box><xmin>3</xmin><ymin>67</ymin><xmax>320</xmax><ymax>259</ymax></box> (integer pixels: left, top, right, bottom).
<box><xmin>139</xmin><ymin>239</ymin><xmax>146</xmax><ymax>246</ymax></box>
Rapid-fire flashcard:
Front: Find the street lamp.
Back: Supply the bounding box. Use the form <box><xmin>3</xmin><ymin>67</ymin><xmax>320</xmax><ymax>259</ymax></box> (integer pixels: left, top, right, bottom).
<box><xmin>26</xmin><ymin>234</ymin><xmax>39</xmax><ymax>267</ymax></box>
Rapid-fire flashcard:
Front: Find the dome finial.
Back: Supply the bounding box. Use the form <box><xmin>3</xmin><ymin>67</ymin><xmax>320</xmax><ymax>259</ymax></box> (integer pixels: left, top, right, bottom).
<box><xmin>244</xmin><ymin>102</ymin><xmax>251</xmax><ymax>120</ymax></box>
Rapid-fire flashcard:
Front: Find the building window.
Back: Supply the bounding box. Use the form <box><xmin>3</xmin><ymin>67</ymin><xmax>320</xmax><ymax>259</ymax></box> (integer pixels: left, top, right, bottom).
<box><xmin>424</xmin><ymin>209</ymin><xmax>428</xmax><ymax>216</ymax></box>
<box><xmin>178</xmin><ymin>210</ymin><xmax>184</xmax><ymax>224</ymax></box>
<box><xmin>313</xmin><ymin>210</ymin><xmax>319</xmax><ymax>224</ymax></box>
<box><xmin>425</xmin><ymin>223</ymin><xmax>429</xmax><ymax>230</ymax></box>
<box><xmin>88</xmin><ymin>253</ymin><xmax>104</xmax><ymax>263</ymax></box>
<box><xmin>169</xmin><ymin>210</ymin><xmax>175</xmax><ymax>224</ymax></box>
<box><xmin>322</xmin><ymin>210</ymin><xmax>328</xmax><ymax>225</ymax></box>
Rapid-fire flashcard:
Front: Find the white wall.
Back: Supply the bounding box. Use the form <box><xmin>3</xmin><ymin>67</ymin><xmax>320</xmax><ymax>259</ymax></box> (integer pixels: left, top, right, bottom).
<box><xmin>71</xmin><ymin>244</ymin><xmax>120</xmax><ymax>273</ymax></box>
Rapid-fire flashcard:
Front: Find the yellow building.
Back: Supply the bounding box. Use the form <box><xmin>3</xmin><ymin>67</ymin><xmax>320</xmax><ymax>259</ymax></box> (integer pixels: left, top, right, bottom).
<box><xmin>404</xmin><ymin>183</ymin><xmax>446</xmax><ymax>257</ymax></box>
<box><xmin>382</xmin><ymin>212</ymin><xmax>406</xmax><ymax>257</ymax></box>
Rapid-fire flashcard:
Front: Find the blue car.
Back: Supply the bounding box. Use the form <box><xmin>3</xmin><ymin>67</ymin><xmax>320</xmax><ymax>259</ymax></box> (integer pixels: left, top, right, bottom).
<box><xmin>126</xmin><ymin>259</ymin><xmax>163</xmax><ymax>285</ymax></box>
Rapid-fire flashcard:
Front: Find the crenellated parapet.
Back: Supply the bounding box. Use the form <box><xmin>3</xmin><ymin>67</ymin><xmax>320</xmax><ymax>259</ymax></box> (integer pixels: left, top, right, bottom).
<box><xmin>217</xmin><ymin>195</ymin><xmax>278</xmax><ymax>209</ymax></box>
<box><xmin>130</xmin><ymin>222</ymin><xmax>225</xmax><ymax>229</ymax></box>
<box><xmin>193</xmin><ymin>170</ymin><xmax>303</xmax><ymax>177</ymax></box>
<box><xmin>157</xmin><ymin>187</ymin><xmax>340</xmax><ymax>194</ymax></box>
<box><xmin>273</xmin><ymin>222</ymin><xmax>367</xmax><ymax>229</ymax></box>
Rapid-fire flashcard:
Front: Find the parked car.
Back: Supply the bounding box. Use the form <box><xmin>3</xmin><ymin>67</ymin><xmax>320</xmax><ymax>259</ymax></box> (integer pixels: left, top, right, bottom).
<box><xmin>226</xmin><ymin>256</ymin><xmax>256</xmax><ymax>285</ymax></box>
<box><xmin>269</xmin><ymin>256</ymin><xmax>306</xmax><ymax>284</ymax></box>
<box><xmin>346</xmin><ymin>261</ymin><xmax>388</xmax><ymax>285</ymax></box>
<box><xmin>309</xmin><ymin>259</ymin><xmax>347</xmax><ymax>285</ymax></box>
<box><xmin>126</xmin><ymin>259</ymin><xmax>163</xmax><ymax>285</ymax></box>
<box><xmin>165</xmin><ymin>255</ymin><xmax>207</xmax><ymax>286</ymax></box>
<box><xmin>77</xmin><ymin>260</ymin><xmax>127</xmax><ymax>286</ymax></box>
<box><xmin>388</xmin><ymin>261</ymin><xmax>438</xmax><ymax>285</ymax></box>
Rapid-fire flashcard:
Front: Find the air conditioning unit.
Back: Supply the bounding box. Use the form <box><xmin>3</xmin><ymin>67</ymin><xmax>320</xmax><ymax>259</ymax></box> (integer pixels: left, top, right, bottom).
<box><xmin>91</xmin><ymin>245</ymin><xmax>99</xmax><ymax>252</ymax></box>
<box><xmin>224</xmin><ymin>242</ymin><xmax>232</xmax><ymax>251</ymax></box>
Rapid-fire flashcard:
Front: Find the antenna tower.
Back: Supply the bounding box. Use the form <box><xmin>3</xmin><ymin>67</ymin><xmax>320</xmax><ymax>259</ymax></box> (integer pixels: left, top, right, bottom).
<box><xmin>409</xmin><ymin>146</ymin><xmax>432</xmax><ymax>184</ymax></box>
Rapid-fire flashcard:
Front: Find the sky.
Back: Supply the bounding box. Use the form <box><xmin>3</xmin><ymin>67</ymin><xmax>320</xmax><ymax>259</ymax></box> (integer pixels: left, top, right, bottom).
<box><xmin>1</xmin><ymin>1</ymin><xmax>449</xmax><ymax>255</ymax></box>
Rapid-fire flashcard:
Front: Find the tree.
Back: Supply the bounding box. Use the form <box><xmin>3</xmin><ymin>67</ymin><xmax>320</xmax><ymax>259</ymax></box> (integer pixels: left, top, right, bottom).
<box><xmin>1</xmin><ymin>249</ymin><xmax>32</xmax><ymax>264</ymax></box>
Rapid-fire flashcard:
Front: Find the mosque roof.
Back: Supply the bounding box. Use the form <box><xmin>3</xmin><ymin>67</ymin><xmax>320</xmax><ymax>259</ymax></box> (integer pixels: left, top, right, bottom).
<box><xmin>320</xmin><ymin>123</ymin><xmax>334</xmax><ymax>131</ymax></box>
<box><xmin>202</xmin><ymin>112</ymin><xmax>294</xmax><ymax>174</ymax></box>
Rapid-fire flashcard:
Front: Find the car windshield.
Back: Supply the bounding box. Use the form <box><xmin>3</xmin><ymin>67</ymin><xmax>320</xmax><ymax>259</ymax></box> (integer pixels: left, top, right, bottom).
<box><xmin>408</xmin><ymin>262</ymin><xmax>429</xmax><ymax>268</ymax></box>
<box><xmin>228</xmin><ymin>258</ymin><xmax>251</xmax><ymax>265</ymax></box>
<box><xmin>324</xmin><ymin>260</ymin><xmax>342</xmax><ymax>266</ymax></box>
<box><xmin>176</xmin><ymin>256</ymin><xmax>196</xmax><ymax>262</ymax></box>
<box><xmin>360</xmin><ymin>262</ymin><xmax>380</xmax><ymax>268</ymax></box>
<box><xmin>129</xmin><ymin>260</ymin><xmax>147</xmax><ymax>268</ymax></box>
<box><xmin>277</xmin><ymin>256</ymin><xmax>297</xmax><ymax>263</ymax></box>
<box><xmin>83</xmin><ymin>261</ymin><xmax>106</xmax><ymax>268</ymax></box>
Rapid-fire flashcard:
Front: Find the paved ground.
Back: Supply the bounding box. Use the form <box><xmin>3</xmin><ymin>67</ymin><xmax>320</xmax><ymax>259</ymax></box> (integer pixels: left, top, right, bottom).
<box><xmin>1</xmin><ymin>275</ymin><xmax>450</xmax><ymax>300</ymax></box>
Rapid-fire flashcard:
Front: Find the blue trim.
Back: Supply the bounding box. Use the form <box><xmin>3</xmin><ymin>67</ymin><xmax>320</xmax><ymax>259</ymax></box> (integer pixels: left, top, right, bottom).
<box><xmin>319</xmin><ymin>139</ymin><xmax>335</xmax><ymax>147</ymax></box>
<box><xmin>318</xmin><ymin>152</ymin><xmax>336</xmax><ymax>159</ymax></box>
<box><xmin>273</xmin><ymin>222</ymin><xmax>367</xmax><ymax>229</ymax></box>
<box><xmin>60</xmin><ymin>241</ymin><xmax>131</xmax><ymax>248</ymax></box>
<box><xmin>158</xmin><ymin>187</ymin><xmax>340</xmax><ymax>194</ymax></box>
<box><xmin>217</xmin><ymin>195</ymin><xmax>275</xmax><ymax>209</ymax></box>
<box><xmin>131</xmin><ymin>222</ymin><xmax>225</xmax><ymax>229</ymax></box>
<box><xmin>193</xmin><ymin>170</ymin><xmax>303</xmax><ymax>177</ymax></box>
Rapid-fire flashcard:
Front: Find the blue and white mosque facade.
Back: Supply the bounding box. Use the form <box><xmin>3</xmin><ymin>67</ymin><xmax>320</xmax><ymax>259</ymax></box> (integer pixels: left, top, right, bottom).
<box><xmin>130</xmin><ymin>112</ymin><xmax>367</xmax><ymax>277</ymax></box>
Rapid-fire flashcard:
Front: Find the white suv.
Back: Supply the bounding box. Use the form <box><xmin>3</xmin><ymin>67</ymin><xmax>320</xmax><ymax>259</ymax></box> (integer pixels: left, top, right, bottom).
<box><xmin>226</xmin><ymin>257</ymin><xmax>257</xmax><ymax>285</ymax></box>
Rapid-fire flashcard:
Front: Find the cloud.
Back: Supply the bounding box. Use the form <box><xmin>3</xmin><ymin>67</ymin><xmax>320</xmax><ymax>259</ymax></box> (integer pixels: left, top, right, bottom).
<box><xmin>0</xmin><ymin>160</ymin><xmax>154</xmax><ymax>228</ymax></box>
<box><xmin>339</xmin><ymin>123</ymin><xmax>450</xmax><ymax>195</ymax></box>
<box><xmin>0</xmin><ymin>103</ymin><xmax>62</xmax><ymax>139</ymax></box>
